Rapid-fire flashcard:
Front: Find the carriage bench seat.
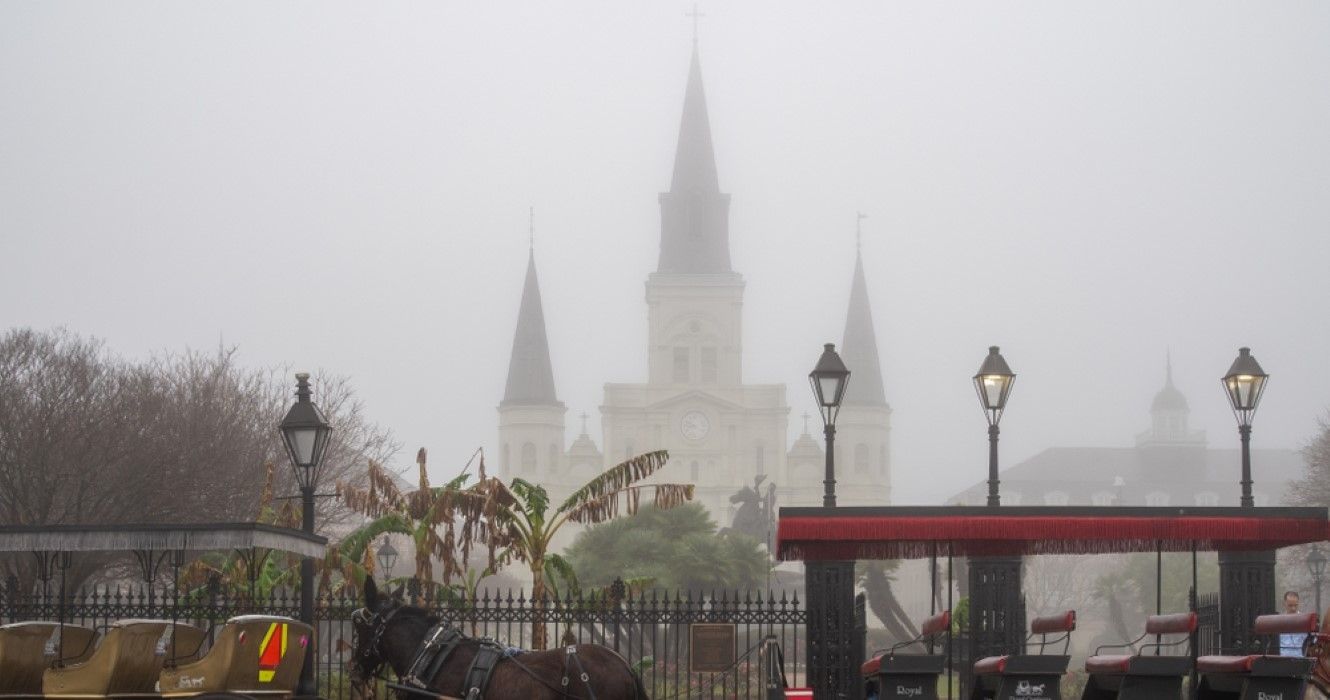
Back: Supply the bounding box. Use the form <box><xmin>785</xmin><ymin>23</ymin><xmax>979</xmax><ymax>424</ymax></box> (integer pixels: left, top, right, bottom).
<box><xmin>1081</xmin><ymin>612</ymin><xmax>1196</xmax><ymax>700</ymax></box>
<box><xmin>159</xmin><ymin>615</ymin><xmax>312</xmax><ymax>699</ymax></box>
<box><xmin>0</xmin><ymin>622</ymin><xmax>99</xmax><ymax>699</ymax></box>
<box><xmin>970</xmin><ymin>611</ymin><xmax>1076</xmax><ymax>700</ymax></box>
<box><xmin>861</xmin><ymin>611</ymin><xmax>950</xmax><ymax>699</ymax></box>
<box><xmin>1196</xmin><ymin>613</ymin><xmax>1319</xmax><ymax>700</ymax></box>
<box><xmin>43</xmin><ymin>620</ymin><xmax>205</xmax><ymax>699</ymax></box>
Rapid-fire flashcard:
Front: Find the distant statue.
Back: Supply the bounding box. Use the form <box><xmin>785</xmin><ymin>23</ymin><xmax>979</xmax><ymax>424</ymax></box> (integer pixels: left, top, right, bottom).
<box><xmin>720</xmin><ymin>475</ymin><xmax>777</xmax><ymax>549</ymax></box>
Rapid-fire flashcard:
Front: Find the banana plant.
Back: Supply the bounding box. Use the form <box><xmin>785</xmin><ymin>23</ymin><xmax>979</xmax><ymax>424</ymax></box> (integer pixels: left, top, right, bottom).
<box><xmin>342</xmin><ymin>448</ymin><xmax>693</xmax><ymax>649</ymax></box>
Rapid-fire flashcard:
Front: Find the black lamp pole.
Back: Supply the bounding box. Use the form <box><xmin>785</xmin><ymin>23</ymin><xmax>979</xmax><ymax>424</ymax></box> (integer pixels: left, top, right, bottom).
<box><xmin>973</xmin><ymin>346</ymin><xmax>1016</xmax><ymax>507</ymax></box>
<box><xmin>279</xmin><ymin>372</ymin><xmax>332</xmax><ymax>697</ymax></box>
<box><xmin>809</xmin><ymin>343</ymin><xmax>850</xmax><ymax>508</ymax></box>
<box><xmin>1221</xmin><ymin>347</ymin><xmax>1268</xmax><ymax>508</ymax></box>
<box><xmin>1309</xmin><ymin>545</ymin><xmax>1326</xmax><ymax>617</ymax></box>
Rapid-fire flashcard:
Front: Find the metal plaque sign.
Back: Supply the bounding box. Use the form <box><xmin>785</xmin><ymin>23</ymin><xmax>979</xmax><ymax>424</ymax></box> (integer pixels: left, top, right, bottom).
<box><xmin>689</xmin><ymin>623</ymin><xmax>736</xmax><ymax>674</ymax></box>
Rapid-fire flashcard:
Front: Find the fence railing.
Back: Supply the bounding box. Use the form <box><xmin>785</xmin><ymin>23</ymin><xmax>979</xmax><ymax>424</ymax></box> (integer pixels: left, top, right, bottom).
<box><xmin>1</xmin><ymin>579</ymin><xmax>806</xmax><ymax>700</ymax></box>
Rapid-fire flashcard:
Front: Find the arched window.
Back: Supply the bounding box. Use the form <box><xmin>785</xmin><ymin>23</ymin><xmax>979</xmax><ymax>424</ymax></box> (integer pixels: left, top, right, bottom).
<box><xmin>1145</xmin><ymin>491</ymin><xmax>1170</xmax><ymax>507</ymax></box>
<box><xmin>549</xmin><ymin>444</ymin><xmax>560</xmax><ymax>473</ymax></box>
<box><xmin>855</xmin><ymin>444</ymin><xmax>870</xmax><ymax>474</ymax></box>
<box><xmin>1043</xmin><ymin>491</ymin><xmax>1069</xmax><ymax>506</ymax></box>
<box><xmin>521</xmin><ymin>442</ymin><xmax>536</xmax><ymax>474</ymax></box>
<box><xmin>701</xmin><ymin>347</ymin><xmax>718</xmax><ymax>383</ymax></box>
<box><xmin>673</xmin><ymin>347</ymin><xmax>690</xmax><ymax>383</ymax></box>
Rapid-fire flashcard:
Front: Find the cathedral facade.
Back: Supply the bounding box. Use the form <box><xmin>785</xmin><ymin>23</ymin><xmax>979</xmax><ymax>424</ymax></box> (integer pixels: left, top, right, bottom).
<box><xmin>496</xmin><ymin>46</ymin><xmax>893</xmax><ymax>522</ymax></box>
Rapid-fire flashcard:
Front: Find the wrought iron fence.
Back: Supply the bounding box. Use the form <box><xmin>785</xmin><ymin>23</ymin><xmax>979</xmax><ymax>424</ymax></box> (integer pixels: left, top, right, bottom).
<box><xmin>1</xmin><ymin>578</ymin><xmax>805</xmax><ymax>700</ymax></box>
<box><xmin>1197</xmin><ymin>591</ymin><xmax>1220</xmax><ymax>656</ymax></box>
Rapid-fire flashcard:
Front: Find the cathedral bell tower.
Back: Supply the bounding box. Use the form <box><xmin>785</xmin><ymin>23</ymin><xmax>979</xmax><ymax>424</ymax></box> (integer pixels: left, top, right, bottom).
<box><xmin>830</xmin><ymin>232</ymin><xmax>893</xmax><ymax>505</ymax></box>
<box><xmin>646</xmin><ymin>44</ymin><xmax>744</xmax><ymax>389</ymax></box>
<box><xmin>601</xmin><ymin>42</ymin><xmax>789</xmax><ymax>522</ymax></box>
<box><xmin>497</xmin><ymin>238</ymin><xmax>566</xmax><ymax>483</ymax></box>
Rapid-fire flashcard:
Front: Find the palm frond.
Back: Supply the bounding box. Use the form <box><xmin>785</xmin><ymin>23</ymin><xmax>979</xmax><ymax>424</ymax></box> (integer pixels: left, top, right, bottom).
<box><xmin>557</xmin><ymin>450</ymin><xmax>670</xmax><ymax>514</ymax></box>
<box><xmin>564</xmin><ymin>483</ymin><xmax>694</xmax><ymax>525</ymax></box>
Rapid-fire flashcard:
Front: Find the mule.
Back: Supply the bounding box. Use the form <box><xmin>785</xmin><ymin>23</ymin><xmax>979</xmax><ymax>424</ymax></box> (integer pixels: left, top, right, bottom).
<box><xmin>348</xmin><ymin>578</ymin><xmax>648</xmax><ymax>700</ymax></box>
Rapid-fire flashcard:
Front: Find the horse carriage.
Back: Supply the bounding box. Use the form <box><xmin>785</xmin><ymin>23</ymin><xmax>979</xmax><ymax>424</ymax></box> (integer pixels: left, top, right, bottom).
<box><xmin>0</xmin><ymin>523</ymin><xmax>325</xmax><ymax>700</ymax></box>
<box><xmin>779</xmin><ymin>505</ymin><xmax>1330</xmax><ymax>700</ymax></box>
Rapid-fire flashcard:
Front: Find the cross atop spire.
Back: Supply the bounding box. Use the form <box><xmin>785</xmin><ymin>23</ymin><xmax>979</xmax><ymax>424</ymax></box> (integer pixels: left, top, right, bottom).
<box><xmin>580</xmin><ymin>411</ymin><xmax>589</xmax><ymax>435</ymax></box>
<box><xmin>802</xmin><ymin>412</ymin><xmax>811</xmax><ymax>434</ymax></box>
<box><xmin>687</xmin><ymin>4</ymin><xmax>705</xmax><ymax>47</ymax></box>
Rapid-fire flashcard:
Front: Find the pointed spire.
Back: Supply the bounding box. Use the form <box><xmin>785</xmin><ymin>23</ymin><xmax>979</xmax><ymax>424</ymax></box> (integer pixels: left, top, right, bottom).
<box><xmin>840</xmin><ymin>227</ymin><xmax>887</xmax><ymax>407</ymax></box>
<box><xmin>670</xmin><ymin>45</ymin><xmax>719</xmax><ymax>195</ymax></box>
<box><xmin>657</xmin><ymin>43</ymin><xmax>732</xmax><ymax>273</ymax></box>
<box><xmin>501</xmin><ymin>243</ymin><xmax>561</xmax><ymax>407</ymax></box>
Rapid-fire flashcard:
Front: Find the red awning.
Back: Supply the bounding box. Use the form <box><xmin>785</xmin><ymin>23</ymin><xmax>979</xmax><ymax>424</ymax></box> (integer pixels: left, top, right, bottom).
<box><xmin>776</xmin><ymin>506</ymin><xmax>1330</xmax><ymax>561</ymax></box>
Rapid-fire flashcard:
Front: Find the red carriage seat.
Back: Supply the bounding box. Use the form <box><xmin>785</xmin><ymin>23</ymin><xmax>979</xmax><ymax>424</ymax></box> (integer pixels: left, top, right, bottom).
<box><xmin>1084</xmin><ymin>611</ymin><xmax>1197</xmax><ymax>674</ymax></box>
<box><xmin>973</xmin><ymin>611</ymin><xmax>1076</xmax><ymax>676</ymax></box>
<box><xmin>1196</xmin><ymin>612</ymin><xmax>1319</xmax><ymax>673</ymax></box>
<box><xmin>1195</xmin><ymin>613</ymin><xmax>1320</xmax><ymax>700</ymax></box>
<box><xmin>860</xmin><ymin>610</ymin><xmax>950</xmax><ymax>676</ymax></box>
<box><xmin>971</xmin><ymin>612</ymin><xmax>1075</xmax><ymax>700</ymax></box>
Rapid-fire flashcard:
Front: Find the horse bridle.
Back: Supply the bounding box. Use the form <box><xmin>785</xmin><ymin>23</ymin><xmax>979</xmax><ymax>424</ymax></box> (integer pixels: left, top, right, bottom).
<box><xmin>352</xmin><ymin>603</ymin><xmax>406</xmax><ymax>682</ymax></box>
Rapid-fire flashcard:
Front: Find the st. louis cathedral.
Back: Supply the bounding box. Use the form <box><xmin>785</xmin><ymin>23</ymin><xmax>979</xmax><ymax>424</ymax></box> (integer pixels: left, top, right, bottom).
<box><xmin>495</xmin><ymin>45</ymin><xmax>893</xmax><ymax>521</ymax></box>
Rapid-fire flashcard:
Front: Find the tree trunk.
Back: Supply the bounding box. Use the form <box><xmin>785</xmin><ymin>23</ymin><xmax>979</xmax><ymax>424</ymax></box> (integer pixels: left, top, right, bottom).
<box><xmin>531</xmin><ymin>560</ymin><xmax>548</xmax><ymax>650</ymax></box>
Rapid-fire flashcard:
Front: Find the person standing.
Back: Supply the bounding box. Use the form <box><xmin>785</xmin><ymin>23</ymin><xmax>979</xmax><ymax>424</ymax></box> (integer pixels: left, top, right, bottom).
<box><xmin>1280</xmin><ymin>591</ymin><xmax>1308</xmax><ymax>656</ymax></box>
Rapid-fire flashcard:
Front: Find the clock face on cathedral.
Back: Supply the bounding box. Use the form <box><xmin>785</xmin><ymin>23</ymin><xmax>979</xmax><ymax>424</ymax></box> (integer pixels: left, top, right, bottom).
<box><xmin>680</xmin><ymin>410</ymin><xmax>710</xmax><ymax>441</ymax></box>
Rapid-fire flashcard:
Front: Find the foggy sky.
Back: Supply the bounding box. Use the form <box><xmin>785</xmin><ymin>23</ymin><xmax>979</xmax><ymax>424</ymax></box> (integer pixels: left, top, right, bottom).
<box><xmin>3</xmin><ymin>2</ymin><xmax>1329</xmax><ymax>506</ymax></box>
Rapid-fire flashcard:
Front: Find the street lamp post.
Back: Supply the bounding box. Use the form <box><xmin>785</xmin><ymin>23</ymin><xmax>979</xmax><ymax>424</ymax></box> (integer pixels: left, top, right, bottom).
<box><xmin>804</xmin><ymin>343</ymin><xmax>855</xmax><ymax>699</ymax></box>
<box><xmin>278</xmin><ymin>373</ymin><xmax>332</xmax><ymax>697</ymax></box>
<box><xmin>1221</xmin><ymin>347</ymin><xmax>1268</xmax><ymax>507</ymax></box>
<box><xmin>973</xmin><ymin>346</ymin><xmax>1016</xmax><ymax>507</ymax></box>
<box><xmin>377</xmin><ymin>536</ymin><xmax>399</xmax><ymax>583</ymax></box>
<box><xmin>808</xmin><ymin>343</ymin><xmax>850</xmax><ymax>508</ymax></box>
<box><xmin>1308</xmin><ymin>545</ymin><xmax>1326</xmax><ymax>617</ymax></box>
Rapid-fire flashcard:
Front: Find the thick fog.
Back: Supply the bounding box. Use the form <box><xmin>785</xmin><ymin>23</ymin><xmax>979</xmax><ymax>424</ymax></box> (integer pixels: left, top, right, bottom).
<box><xmin>3</xmin><ymin>2</ymin><xmax>1328</xmax><ymax>505</ymax></box>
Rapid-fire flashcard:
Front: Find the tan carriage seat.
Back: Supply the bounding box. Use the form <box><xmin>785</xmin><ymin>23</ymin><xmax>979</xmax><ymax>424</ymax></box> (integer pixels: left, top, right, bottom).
<box><xmin>42</xmin><ymin>619</ymin><xmax>204</xmax><ymax>699</ymax></box>
<box><xmin>159</xmin><ymin>615</ymin><xmax>312</xmax><ymax>698</ymax></box>
<box><xmin>0</xmin><ymin>622</ymin><xmax>99</xmax><ymax>698</ymax></box>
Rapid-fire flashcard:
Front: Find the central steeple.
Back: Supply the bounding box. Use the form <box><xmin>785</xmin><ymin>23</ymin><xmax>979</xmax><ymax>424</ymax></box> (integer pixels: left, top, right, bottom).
<box><xmin>657</xmin><ymin>45</ymin><xmax>732</xmax><ymax>274</ymax></box>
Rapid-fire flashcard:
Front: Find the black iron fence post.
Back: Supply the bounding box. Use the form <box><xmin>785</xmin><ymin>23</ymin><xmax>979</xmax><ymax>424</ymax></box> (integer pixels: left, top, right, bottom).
<box><xmin>1217</xmin><ymin>550</ymin><xmax>1275</xmax><ymax>654</ymax></box>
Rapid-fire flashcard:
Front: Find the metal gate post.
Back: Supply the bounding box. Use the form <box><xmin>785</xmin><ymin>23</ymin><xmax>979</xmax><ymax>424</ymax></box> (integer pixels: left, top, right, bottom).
<box><xmin>1218</xmin><ymin>549</ymin><xmax>1276</xmax><ymax>654</ymax></box>
<box><xmin>806</xmin><ymin>560</ymin><xmax>859</xmax><ymax>699</ymax></box>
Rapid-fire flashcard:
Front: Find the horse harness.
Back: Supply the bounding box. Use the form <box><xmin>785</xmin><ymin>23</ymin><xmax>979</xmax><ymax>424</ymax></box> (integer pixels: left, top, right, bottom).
<box><xmin>377</xmin><ymin>614</ymin><xmax>600</xmax><ymax>700</ymax></box>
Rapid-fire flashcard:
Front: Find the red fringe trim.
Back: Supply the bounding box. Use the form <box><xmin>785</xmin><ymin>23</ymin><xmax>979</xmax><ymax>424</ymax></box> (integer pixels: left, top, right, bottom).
<box><xmin>777</xmin><ymin>515</ymin><xmax>1330</xmax><ymax>561</ymax></box>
